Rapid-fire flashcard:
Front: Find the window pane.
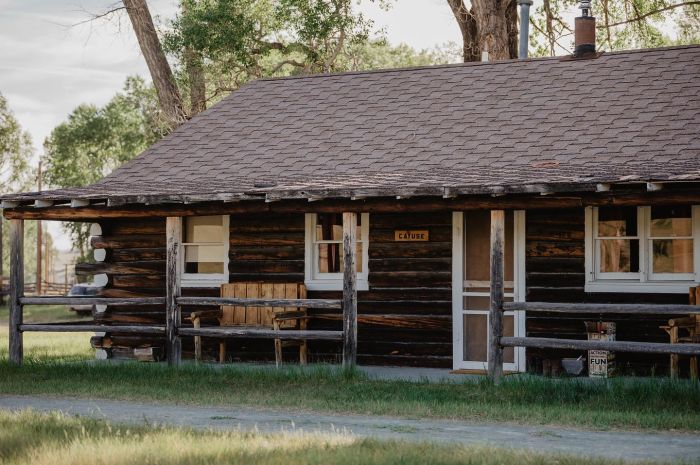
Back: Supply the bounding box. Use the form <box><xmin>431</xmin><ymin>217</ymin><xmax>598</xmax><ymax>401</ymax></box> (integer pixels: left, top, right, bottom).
<box><xmin>463</xmin><ymin>314</ymin><xmax>487</xmax><ymax>362</ymax></box>
<box><xmin>317</xmin><ymin>243</ymin><xmax>363</xmax><ymax>273</ymax></box>
<box><xmin>597</xmin><ymin>207</ymin><xmax>637</xmax><ymax>237</ymax></box>
<box><xmin>185</xmin><ymin>216</ymin><xmax>224</xmax><ymax>243</ymax></box>
<box><xmin>598</xmin><ymin>239</ymin><xmax>639</xmax><ymax>272</ymax></box>
<box><xmin>184</xmin><ymin>244</ymin><xmax>225</xmax><ymax>274</ymax></box>
<box><xmin>650</xmin><ymin>206</ymin><xmax>692</xmax><ymax>237</ymax></box>
<box><xmin>652</xmin><ymin>239</ymin><xmax>693</xmax><ymax>273</ymax></box>
<box><xmin>315</xmin><ymin>213</ymin><xmax>361</xmax><ymax>241</ymax></box>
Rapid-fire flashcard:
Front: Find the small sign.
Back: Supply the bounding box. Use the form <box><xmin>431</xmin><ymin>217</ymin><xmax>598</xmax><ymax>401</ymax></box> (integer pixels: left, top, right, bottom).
<box><xmin>394</xmin><ymin>230</ymin><xmax>429</xmax><ymax>241</ymax></box>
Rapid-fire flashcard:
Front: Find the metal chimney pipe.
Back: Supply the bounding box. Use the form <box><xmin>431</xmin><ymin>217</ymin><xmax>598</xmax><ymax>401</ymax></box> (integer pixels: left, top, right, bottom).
<box><xmin>518</xmin><ymin>0</ymin><xmax>533</xmax><ymax>59</ymax></box>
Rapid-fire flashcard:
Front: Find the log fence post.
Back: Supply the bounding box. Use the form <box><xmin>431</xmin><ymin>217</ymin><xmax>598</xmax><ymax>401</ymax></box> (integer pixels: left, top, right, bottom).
<box><xmin>9</xmin><ymin>219</ymin><xmax>24</xmax><ymax>365</ymax></box>
<box><xmin>488</xmin><ymin>210</ymin><xmax>505</xmax><ymax>383</ymax></box>
<box><xmin>165</xmin><ymin>216</ymin><xmax>182</xmax><ymax>366</ymax></box>
<box><xmin>342</xmin><ymin>212</ymin><xmax>358</xmax><ymax>368</ymax></box>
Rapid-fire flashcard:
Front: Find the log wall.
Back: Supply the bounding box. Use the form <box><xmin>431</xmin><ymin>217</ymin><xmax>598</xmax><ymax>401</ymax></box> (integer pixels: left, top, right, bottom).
<box><xmin>87</xmin><ymin>207</ymin><xmax>688</xmax><ymax>373</ymax></box>
<box><xmin>89</xmin><ymin>211</ymin><xmax>452</xmax><ymax>367</ymax></box>
<box><xmin>525</xmin><ymin>208</ymin><xmax>687</xmax><ymax>375</ymax></box>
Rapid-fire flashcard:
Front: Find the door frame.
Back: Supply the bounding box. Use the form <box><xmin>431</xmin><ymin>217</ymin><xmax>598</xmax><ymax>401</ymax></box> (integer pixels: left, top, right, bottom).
<box><xmin>451</xmin><ymin>211</ymin><xmax>527</xmax><ymax>372</ymax></box>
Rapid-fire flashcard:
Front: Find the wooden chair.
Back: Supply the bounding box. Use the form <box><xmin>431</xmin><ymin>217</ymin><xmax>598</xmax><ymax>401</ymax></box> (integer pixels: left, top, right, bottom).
<box><xmin>660</xmin><ymin>285</ymin><xmax>700</xmax><ymax>380</ymax></box>
<box><xmin>189</xmin><ymin>282</ymin><xmax>309</xmax><ymax>366</ymax></box>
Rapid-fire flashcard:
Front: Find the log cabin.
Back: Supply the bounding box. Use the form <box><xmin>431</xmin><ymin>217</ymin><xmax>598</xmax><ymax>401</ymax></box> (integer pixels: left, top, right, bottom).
<box><xmin>2</xmin><ymin>24</ymin><xmax>700</xmax><ymax>376</ymax></box>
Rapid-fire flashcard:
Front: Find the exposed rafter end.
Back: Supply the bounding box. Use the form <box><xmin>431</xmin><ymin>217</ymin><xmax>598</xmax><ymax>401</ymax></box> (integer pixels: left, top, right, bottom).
<box><xmin>350</xmin><ymin>196</ymin><xmax>365</xmax><ymax>201</ymax></box>
<box><xmin>70</xmin><ymin>199</ymin><xmax>90</xmax><ymax>208</ymax></box>
<box><xmin>1</xmin><ymin>200</ymin><xmax>19</xmax><ymax>209</ymax></box>
<box><xmin>647</xmin><ymin>182</ymin><xmax>664</xmax><ymax>192</ymax></box>
<box><xmin>34</xmin><ymin>199</ymin><xmax>54</xmax><ymax>208</ymax></box>
<box><xmin>596</xmin><ymin>183</ymin><xmax>611</xmax><ymax>192</ymax></box>
<box><xmin>307</xmin><ymin>197</ymin><xmax>321</xmax><ymax>202</ymax></box>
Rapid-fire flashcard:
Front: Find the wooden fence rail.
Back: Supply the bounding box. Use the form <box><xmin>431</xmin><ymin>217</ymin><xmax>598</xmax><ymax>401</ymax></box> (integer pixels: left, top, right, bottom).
<box><xmin>177</xmin><ymin>296</ymin><xmax>342</xmax><ymax>309</ymax></box>
<box><xmin>20</xmin><ymin>296</ymin><xmax>166</xmax><ymax>306</ymax></box>
<box><xmin>500</xmin><ymin>336</ymin><xmax>700</xmax><ymax>356</ymax></box>
<box><xmin>20</xmin><ymin>324</ymin><xmax>165</xmax><ymax>334</ymax></box>
<box><xmin>503</xmin><ymin>302</ymin><xmax>700</xmax><ymax>315</ymax></box>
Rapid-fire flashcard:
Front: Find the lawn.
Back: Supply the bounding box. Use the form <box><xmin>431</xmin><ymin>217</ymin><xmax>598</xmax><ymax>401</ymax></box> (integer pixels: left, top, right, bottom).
<box><xmin>0</xmin><ymin>304</ymin><xmax>699</xmax><ymax>433</ymax></box>
<box><xmin>0</xmin><ymin>410</ymin><xmax>670</xmax><ymax>465</ymax></box>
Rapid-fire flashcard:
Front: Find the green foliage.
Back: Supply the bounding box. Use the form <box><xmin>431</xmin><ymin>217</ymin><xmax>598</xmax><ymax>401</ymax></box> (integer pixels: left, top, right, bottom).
<box><xmin>341</xmin><ymin>40</ymin><xmax>461</xmax><ymax>70</ymax></box>
<box><xmin>42</xmin><ymin>77</ymin><xmax>164</xmax><ymax>258</ymax></box>
<box><xmin>530</xmin><ymin>0</ymin><xmax>700</xmax><ymax>56</ymax></box>
<box><xmin>0</xmin><ymin>92</ymin><xmax>32</xmax><ymax>193</ymax></box>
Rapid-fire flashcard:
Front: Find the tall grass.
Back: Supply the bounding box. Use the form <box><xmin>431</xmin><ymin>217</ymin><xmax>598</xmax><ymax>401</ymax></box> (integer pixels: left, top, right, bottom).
<box><xmin>0</xmin><ymin>410</ymin><xmax>657</xmax><ymax>465</ymax></box>
<box><xmin>0</xmin><ymin>358</ymin><xmax>698</xmax><ymax>432</ymax></box>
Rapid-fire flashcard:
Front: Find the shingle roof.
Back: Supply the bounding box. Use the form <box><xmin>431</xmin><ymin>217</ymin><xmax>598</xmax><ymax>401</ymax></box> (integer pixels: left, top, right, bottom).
<box><xmin>5</xmin><ymin>45</ymin><xmax>700</xmax><ymax>204</ymax></box>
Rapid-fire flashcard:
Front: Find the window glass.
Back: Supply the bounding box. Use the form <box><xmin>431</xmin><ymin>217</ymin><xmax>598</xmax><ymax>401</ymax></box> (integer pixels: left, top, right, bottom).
<box><xmin>597</xmin><ymin>207</ymin><xmax>637</xmax><ymax>237</ymax></box>
<box><xmin>599</xmin><ymin>239</ymin><xmax>639</xmax><ymax>272</ymax></box>
<box><xmin>650</xmin><ymin>206</ymin><xmax>692</xmax><ymax>237</ymax></box>
<box><xmin>183</xmin><ymin>216</ymin><xmax>226</xmax><ymax>276</ymax></box>
<box><xmin>652</xmin><ymin>239</ymin><xmax>693</xmax><ymax>273</ymax></box>
<box><xmin>313</xmin><ymin>213</ymin><xmax>363</xmax><ymax>274</ymax></box>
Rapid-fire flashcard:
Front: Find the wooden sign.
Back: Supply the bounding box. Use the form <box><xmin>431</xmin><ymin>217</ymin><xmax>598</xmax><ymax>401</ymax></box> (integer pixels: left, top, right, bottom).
<box><xmin>394</xmin><ymin>230</ymin><xmax>429</xmax><ymax>241</ymax></box>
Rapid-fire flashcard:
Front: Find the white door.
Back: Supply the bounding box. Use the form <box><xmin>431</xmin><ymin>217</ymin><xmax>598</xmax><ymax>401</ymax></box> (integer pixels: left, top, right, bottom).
<box><xmin>452</xmin><ymin>210</ymin><xmax>526</xmax><ymax>372</ymax></box>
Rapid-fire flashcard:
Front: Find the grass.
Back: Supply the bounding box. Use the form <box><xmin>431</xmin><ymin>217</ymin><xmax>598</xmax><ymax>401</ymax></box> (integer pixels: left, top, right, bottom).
<box><xmin>0</xmin><ymin>409</ymin><xmax>673</xmax><ymax>465</ymax></box>
<box><xmin>0</xmin><ymin>304</ymin><xmax>699</xmax><ymax>433</ymax></box>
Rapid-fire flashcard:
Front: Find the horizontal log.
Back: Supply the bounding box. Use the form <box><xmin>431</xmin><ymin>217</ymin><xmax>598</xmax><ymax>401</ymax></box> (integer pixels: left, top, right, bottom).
<box><xmin>76</xmin><ymin>261</ymin><xmax>166</xmax><ymax>276</ymax></box>
<box><xmin>368</xmin><ymin>257</ymin><xmax>452</xmax><ymax>272</ymax></box>
<box><xmin>111</xmin><ymin>248</ymin><xmax>167</xmax><ymax>262</ymax></box>
<box><xmin>369</xmin><ymin>242</ymin><xmax>451</xmax><ymax>259</ymax></box>
<box><xmin>20</xmin><ymin>324</ymin><xmax>165</xmax><ymax>334</ymax></box>
<box><xmin>20</xmin><ymin>296</ymin><xmax>165</xmax><ymax>306</ymax></box>
<box><xmin>501</xmin><ymin>336</ymin><xmax>700</xmax><ymax>355</ymax></box>
<box><xmin>526</xmin><ymin>241</ymin><xmax>584</xmax><ymax>258</ymax></box>
<box><xmin>179</xmin><ymin>327</ymin><xmax>343</xmax><ymax>340</ymax></box>
<box><xmin>230</xmin><ymin>232</ymin><xmax>304</xmax><ymax>246</ymax></box>
<box><xmin>369</xmin><ymin>227</ymin><xmax>452</xmax><ymax>243</ymax></box>
<box><xmin>111</xmin><ymin>275</ymin><xmax>165</xmax><ymax>288</ymax></box>
<box><xmin>315</xmin><ymin>313</ymin><xmax>450</xmax><ymax>330</ymax></box>
<box><xmin>504</xmin><ymin>301</ymin><xmax>700</xmax><ymax>315</ymax></box>
<box><xmin>102</xmin><ymin>219</ymin><xmax>165</xmax><ymax>235</ymax></box>
<box><xmin>229</xmin><ymin>246</ymin><xmax>304</xmax><ymax>260</ymax></box>
<box><xmin>228</xmin><ymin>259</ymin><xmax>304</xmax><ymax>274</ymax></box>
<box><xmin>369</xmin><ymin>212</ymin><xmax>451</xmax><ymax>229</ymax></box>
<box><xmin>92</xmin><ymin>235</ymin><xmax>165</xmax><ymax>249</ymax></box>
<box><xmin>369</xmin><ymin>271</ymin><xmax>452</xmax><ymax>287</ymax></box>
<box><xmin>6</xmin><ymin>189</ymin><xmax>700</xmax><ymax>221</ymax></box>
<box><xmin>177</xmin><ymin>296</ymin><xmax>342</xmax><ymax>309</ymax></box>
<box><xmin>526</xmin><ymin>257</ymin><xmax>584</xmax><ymax>273</ymax></box>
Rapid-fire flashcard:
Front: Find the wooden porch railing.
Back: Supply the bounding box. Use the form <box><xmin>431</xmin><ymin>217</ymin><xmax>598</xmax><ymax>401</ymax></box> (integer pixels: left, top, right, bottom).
<box><xmin>487</xmin><ymin>209</ymin><xmax>700</xmax><ymax>382</ymax></box>
<box><xmin>6</xmin><ymin>214</ymin><xmax>357</xmax><ymax>368</ymax></box>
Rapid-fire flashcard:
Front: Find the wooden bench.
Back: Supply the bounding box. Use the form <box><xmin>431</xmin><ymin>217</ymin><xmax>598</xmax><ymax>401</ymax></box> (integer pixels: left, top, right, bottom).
<box><xmin>660</xmin><ymin>285</ymin><xmax>700</xmax><ymax>379</ymax></box>
<box><xmin>189</xmin><ymin>283</ymin><xmax>309</xmax><ymax>365</ymax></box>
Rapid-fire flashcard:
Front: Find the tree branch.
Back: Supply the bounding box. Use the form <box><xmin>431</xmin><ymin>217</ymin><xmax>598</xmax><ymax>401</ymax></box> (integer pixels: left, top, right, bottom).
<box><xmin>605</xmin><ymin>1</ymin><xmax>700</xmax><ymax>28</ymax></box>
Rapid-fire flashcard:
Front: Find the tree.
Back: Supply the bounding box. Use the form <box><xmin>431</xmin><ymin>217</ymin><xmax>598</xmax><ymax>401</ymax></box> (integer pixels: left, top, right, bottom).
<box><xmin>0</xmin><ymin>92</ymin><xmax>32</xmax><ymax>193</ymax></box>
<box><xmin>0</xmin><ymin>92</ymin><xmax>36</xmax><ymax>283</ymax></box>
<box><xmin>43</xmin><ymin>77</ymin><xmax>163</xmax><ymax>259</ymax></box>
<box><xmin>123</xmin><ymin>0</ymin><xmax>188</xmax><ymax>127</ymax></box>
<box><xmin>164</xmin><ymin>0</ymin><xmax>381</xmax><ymax>101</ymax></box>
<box><xmin>530</xmin><ymin>0</ymin><xmax>700</xmax><ymax>56</ymax></box>
<box><xmin>446</xmin><ymin>0</ymin><xmax>518</xmax><ymax>61</ymax></box>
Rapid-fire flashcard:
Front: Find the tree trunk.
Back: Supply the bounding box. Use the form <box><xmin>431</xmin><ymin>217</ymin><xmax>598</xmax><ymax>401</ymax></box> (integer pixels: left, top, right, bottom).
<box><xmin>185</xmin><ymin>47</ymin><xmax>206</xmax><ymax>117</ymax></box>
<box><xmin>123</xmin><ymin>0</ymin><xmax>187</xmax><ymax>127</ymax></box>
<box><xmin>447</xmin><ymin>0</ymin><xmax>519</xmax><ymax>62</ymax></box>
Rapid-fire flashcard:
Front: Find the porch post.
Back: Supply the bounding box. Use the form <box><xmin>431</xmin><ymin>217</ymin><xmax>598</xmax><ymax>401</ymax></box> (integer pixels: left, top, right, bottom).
<box><xmin>9</xmin><ymin>219</ymin><xmax>24</xmax><ymax>365</ymax></box>
<box><xmin>342</xmin><ymin>212</ymin><xmax>358</xmax><ymax>368</ymax></box>
<box><xmin>488</xmin><ymin>210</ymin><xmax>505</xmax><ymax>383</ymax></box>
<box><xmin>165</xmin><ymin>216</ymin><xmax>182</xmax><ymax>366</ymax></box>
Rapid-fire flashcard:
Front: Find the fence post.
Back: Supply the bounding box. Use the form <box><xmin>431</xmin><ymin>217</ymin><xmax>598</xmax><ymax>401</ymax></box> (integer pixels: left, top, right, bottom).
<box><xmin>9</xmin><ymin>219</ymin><xmax>24</xmax><ymax>365</ymax></box>
<box><xmin>488</xmin><ymin>210</ymin><xmax>505</xmax><ymax>383</ymax></box>
<box><xmin>165</xmin><ymin>217</ymin><xmax>182</xmax><ymax>366</ymax></box>
<box><xmin>342</xmin><ymin>212</ymin><xmax>358</xmax><ymax>368</ymax></box>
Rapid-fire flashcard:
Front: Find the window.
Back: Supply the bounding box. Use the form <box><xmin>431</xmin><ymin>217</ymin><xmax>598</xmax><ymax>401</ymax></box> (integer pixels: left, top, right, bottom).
<box><xmin>304</xmin><ymin>213</ymin><xmax>369</xmax><ymax>290</ymax></box>
<box><xmin>181</xmin><ymin>215</ymin><xmax>229</xmax><ymax>287</ymax></box>
<box><xmin>585</xmin><ymin>206</ymin><xmax>700</xmax><ymax>293</ymax></box>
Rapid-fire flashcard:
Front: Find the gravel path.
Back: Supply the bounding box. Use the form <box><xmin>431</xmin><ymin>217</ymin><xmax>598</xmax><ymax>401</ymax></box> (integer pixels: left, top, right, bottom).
<box><xmin>1</xmin><ymin>395</ymin><xmax>698</xmax><ymax>463</ymax></box>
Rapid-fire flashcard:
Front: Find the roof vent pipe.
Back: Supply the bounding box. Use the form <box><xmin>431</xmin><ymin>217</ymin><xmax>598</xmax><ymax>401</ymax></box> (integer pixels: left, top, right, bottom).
<box><xmin>574</xmin><ymin>0</ymin><xmax>596</xmax><ymax>56</ymax></box>
<box><xmin>517</xmin><ymin>0</ymin><xmax>533</xmax><ymax>59</ymax></box>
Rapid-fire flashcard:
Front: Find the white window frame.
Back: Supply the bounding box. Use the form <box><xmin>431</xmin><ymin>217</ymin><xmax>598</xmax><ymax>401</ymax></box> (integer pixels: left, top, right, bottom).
<box><xmin>585</xmin><ymin>205</ymin><xmax>700</xmax><ymax>293</ymax></box>
<box><xmin>180</xmin><ymin>215</ymin><xmax>230</xmax><ymax>288</ymax></box>
<box><xmin>304</xmin><ymin>213</ymin><xmax>369</xmax><ymax>291</ymax></box>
